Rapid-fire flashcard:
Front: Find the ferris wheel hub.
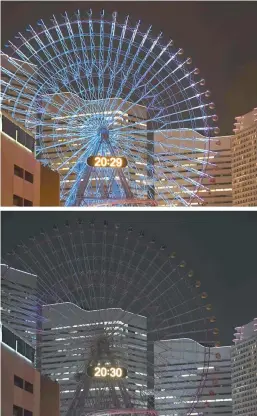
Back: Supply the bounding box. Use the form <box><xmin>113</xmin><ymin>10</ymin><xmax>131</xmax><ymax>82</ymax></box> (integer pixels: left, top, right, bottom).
<box><xmin>99</xmin><ymin>126</ymin><xmax>110</xmax><ymax>141</ymax></box>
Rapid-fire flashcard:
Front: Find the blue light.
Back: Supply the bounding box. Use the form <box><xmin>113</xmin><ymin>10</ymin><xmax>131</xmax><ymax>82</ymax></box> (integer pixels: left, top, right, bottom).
<box><xmin>1</xmin><ymin>10</ymin><xmax>218</xmax><ymax>206</ymax></box>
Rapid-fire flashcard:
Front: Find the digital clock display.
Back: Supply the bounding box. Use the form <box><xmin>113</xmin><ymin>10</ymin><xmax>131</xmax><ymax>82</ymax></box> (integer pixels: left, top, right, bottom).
<box><xmin>87</xmin><ymin>366</ymin><xmax>127</xmax><ymax>379</ymax></box>
<box><xmin>87</xmin><ymin>156</ymin><xmax>128</xmax><ymax>168</ymax></box>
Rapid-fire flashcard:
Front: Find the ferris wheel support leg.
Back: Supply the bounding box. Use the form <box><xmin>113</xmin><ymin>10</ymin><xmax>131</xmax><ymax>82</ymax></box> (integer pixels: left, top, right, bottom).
<box><xmin>147</xmin><ymin>127</ymin><xmax>155</xmax><ymax>201</ymax></box>
<box><xmin>74</xmin><ymin>132</ymin><xmax>133</xmax><ymax>205</ymax></box>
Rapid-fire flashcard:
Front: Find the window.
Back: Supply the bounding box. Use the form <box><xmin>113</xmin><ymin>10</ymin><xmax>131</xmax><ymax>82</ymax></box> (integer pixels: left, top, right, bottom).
<box><xmin>24</xmin><ymin>410</ymin><xmax>33</xmax><ymax>416</ymax></box>
<box><xmin>13</xmin><ymin>194</ymin><xmax>23</xmax><ymax>206</ymax></box>
<box><xmin>13</xmin><ymin>405</ymin><xmax>23</xmax><ymax>416</ymax></box>
<box><xmin>24</xmin><ymin>381</ymin><xmax>33</xmax><ymax>394</ymax></box>
<box><xmin>24</xmin><ymin>199</ymin><xmax>33</xmax><ymax>206</ymax></box>
<box><xmin>14</xmin><ymin>375</ymin><xmax>23</xmax><ymax>389</ymax></box>
<box><xmin>14</xmin><ymin>165</ymin><xmax>24</xmax><ymax>179</ymax></box>
<box><xmin>25</xmin><ymin>171</ymin><xmax>34</xmax><ymax>184</ymax></box>
<box><xmin>2</xmin><ymin>325</ymin><xmax>35</xmax><ymax>362</ymax></box>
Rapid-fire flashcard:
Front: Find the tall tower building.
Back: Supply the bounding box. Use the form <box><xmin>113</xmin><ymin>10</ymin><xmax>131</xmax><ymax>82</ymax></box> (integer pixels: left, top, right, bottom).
<box><xmin>231</xmin><ymin>318</ymin><xmax>257</xmax><ymax>416</ymax></box>
<box><xmin>154</xmin><ymin>338</ymin><xmax>232</xmax><ymax>415</ymax></box>
<box><xmin>200</xmin><ymin>136</ymin><xmax>232</xmax><ymax>206</ymax></box>
<box><xmin>40</xmin><ymin>303</ymin><xmax>148</xmax><ymax>414</ymax></box>
<box><xmin>232</xmin><ymin>108</ymin><xmax>257</xmax><ymax>206</ymax></box>
<box><xmin>154</xmin><ymin>131</ymin><xmax>232</xmax><ymax>206</ymax></box>
<box><xmin>1</xmin><ymin>264</ymin><xmax>38</xmax><ymax>346</ymax></box>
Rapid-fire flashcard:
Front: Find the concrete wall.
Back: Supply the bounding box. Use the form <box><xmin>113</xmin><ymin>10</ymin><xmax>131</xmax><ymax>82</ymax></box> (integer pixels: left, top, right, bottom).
<box><xmin>1</xmin><ymin>133</ymin><xmax>41</xmax><ymax>206</ymax></box>
<box><xmin>1</xmin><ymin>343</ymin><xmax>41</xmax><ymax>416</ymax></box>
<box><xmin>40</xmin><ymin>375</ymin><xmax>60</xmax><ymax>416</ymax></box>
<box><xmin>1</xmin><ymin>343</ymin><xmax>60</xmax><ymax>416</ymax></box>
<box><xmin>40</xmin><ymin>164</ymin><xmax>60</xmax><ymax>206</ymax></box>
<box><xmin>1</xmin><ymin>133</ymin><xmax>60</xmax><ymax>206</ymax></box>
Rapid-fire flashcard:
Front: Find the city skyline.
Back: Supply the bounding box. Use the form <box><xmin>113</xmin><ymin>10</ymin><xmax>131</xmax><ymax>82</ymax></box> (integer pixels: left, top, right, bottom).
<box><xmin>1</xmin><ymin>2</ymin><xmax>257</xmax><ymax>414</ymax></box>
<box><xmin>2</xmin><ymin>211</ymin><xmax>257</xmax><ymax>345</ymax></box>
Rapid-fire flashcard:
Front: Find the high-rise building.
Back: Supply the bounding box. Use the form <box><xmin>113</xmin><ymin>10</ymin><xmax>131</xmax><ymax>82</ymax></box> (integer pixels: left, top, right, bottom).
<box><xmin>40</xmin><ymin>302</ymin><xmax>148</xmax><ymax>414</ymax></box>
<box><xmin>154</xmin><ymin>131</ymin><xmax>232</xmax><ymax>206</ymax></box>
<box><xmin>232</xmin><ymin>108</ymin><xmax>257</xmax><ymax>206</ymax></box>
<box><xmin>1</xmin><ymin>324</ymin><xmax>60</xmax><ymax>416</ymax></box>
<box><xmin>1</xmin><ymin>264</ymin><xmax>38</xmax><ymax>346</ymax></box>
<box><xmin>200</xmin><ymin>136</ymin><xmax>232</xmax><ymax>206</ymax></box>
<box><xmin>231</xmin><ymin>318</ymin><xmax>257</xmax><ymax>416</ymax></box>
<box><xmin>154</xmin><ymin>338</ymin><xmax>232</xmax><ymax>415</ymax></box>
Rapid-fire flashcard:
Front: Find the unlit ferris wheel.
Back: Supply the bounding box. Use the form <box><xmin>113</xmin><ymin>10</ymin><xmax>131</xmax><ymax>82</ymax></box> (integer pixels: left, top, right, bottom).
<box><xmin>3</xmin><ymin>219</ymin><xmax>220</xmax><ymax>415</ymax></box>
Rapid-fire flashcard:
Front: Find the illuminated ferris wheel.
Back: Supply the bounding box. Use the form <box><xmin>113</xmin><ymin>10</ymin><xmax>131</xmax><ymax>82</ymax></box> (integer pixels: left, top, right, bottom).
<box><xmin>3</xmin><ymin>219</ymin><xmax>220</xmax><ymax>415</ymax></box>
<box><xmin>1</xmin><ymin>10</ymin><xmax>220</xmax><ymax>206</ymax></box>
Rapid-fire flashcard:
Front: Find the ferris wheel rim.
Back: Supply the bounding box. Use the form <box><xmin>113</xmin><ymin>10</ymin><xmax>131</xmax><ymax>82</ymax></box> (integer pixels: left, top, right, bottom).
<box><xmin>2</xmin><ymin>220</ymin><xmax>220</xmax><ymax>414</ymax></box>
<box><xmin>1</xmin><ymin>10</ymin><xmax>220</xmax><ymax>206</ymax></box>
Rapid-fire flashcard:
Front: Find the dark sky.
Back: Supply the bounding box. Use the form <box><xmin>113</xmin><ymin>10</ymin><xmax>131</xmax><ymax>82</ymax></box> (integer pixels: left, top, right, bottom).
<box><xmin>2</xmin><ymin>210</ymin><xmax>257</xmax><ymax>345</ymax></box>
<box><xmin>1</xmin><ymin>1</ymin><xmax>257</xmax><ymax>134</ymax></box>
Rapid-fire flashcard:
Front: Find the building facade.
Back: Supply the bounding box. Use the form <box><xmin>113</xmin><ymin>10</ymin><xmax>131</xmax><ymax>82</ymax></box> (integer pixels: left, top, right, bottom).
<box><xmin>1</xmin><ymin>264</ymin><xmax>38</xmax><ymax>346</ymax></box>
<box><xmin>40</xmin><ymin>303</ymin><xmax>148</xmax><ymax>414</ymax></box>
<box><xmin>200</xmin><ymin>136</ymin><xmax>232</xmax><ymax>206</ymax></box>
<box><xmin>1</xmin><ymin>125</ymin><xmax>60</xmax><ymax>207</ymax></box>
<box><xmin>231</xmin><ymin>318</ymin><xmax>257</xmax><ymax>416</ymax></box>
<box><xmin>154</xmin><ymin>131</ymin><xmax>232</xmax><ymax>206</ymax></box>
<box><xmin>1</xmin><ymin>324</ymin><xmax>59</xmax><ymax>416</ymax></box>
<box><xmin>1</xmin><ymin>54</ymin><xmax>60</xmax><ymax>207</ymax></box>
<box><xmin>232</xmin><ymin>108</ymin><xmax>257</xmax><ymax>206</ymax></box>
<box><xmin>154</xmin><ymin>338</ymin><xmax>232</xmax><ymax>416</ymax></box>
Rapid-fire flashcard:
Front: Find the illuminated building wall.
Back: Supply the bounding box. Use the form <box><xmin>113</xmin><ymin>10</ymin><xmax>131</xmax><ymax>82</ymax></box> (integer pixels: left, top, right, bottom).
<box><xmin>1</xmin><ymin>55</ymin><xmax>60</xmax><ymax>207</ymax></box>
<box><xmin>40</xmin><ymin>303</ymin><xmax>147</xmax><ymax>414</ymax></box>
<box><xmin>1</xmin><ymin>119</ymin><xmax>41</xmax><ymax>206</ymax></box>
<box><xmin>1</xmin><ymin>119</ymin><xmax>60</xmax><ymax>206</ymax></box>
<box><xmin>231</xmin><ymin>318</ymin><xmax>257</xmax><ymax>416</ymax></box>
<box><xmin>200</xmin><ymin>136</ymin><xmax>232</xmax><ymax>206</ymax></box>
<box><xmin>154</xmin><ymin>131</ymin><xmax>232</xmax><ymax>206</ymax></box>
<box><xmin>154</xmin><ymin>338</ymin><xmax>232</xmax><ymax>416</ymax></box>
<box><xmin>232</xmin><ymin>108</ymin><xmax>257</xmax><ymax>206</ymax></box>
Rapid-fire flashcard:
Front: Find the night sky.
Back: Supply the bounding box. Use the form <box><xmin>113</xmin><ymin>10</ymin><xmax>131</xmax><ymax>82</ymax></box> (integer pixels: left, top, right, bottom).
<box><xmin>2</xmin><ymin>1</ymin><xmax>257</xmax><ymax>134</ymax></box>
<box><xmin>2</xmin><ymin>210</ymin><xmax>257</xmax><ymax>345</ymax></box>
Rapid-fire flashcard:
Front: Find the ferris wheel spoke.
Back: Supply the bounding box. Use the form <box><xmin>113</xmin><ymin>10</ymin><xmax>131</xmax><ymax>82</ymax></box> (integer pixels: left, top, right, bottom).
<box><xmin>112</xmin><ymin>37</ymin><xmax>176</xmax><ymax>116</ymax></box>
<box><xmin>56</xmin><ymin>138</ymin><xmax>92</xmax><ymax>173</ymax></box>
<box><xmin>128</xmin><ymin>266</ymin><xmax>182</xmax><ymax>317</ymax></box>
<box><xmin>4</xmin><ymin>222</ymin><xmax>219</xmax><ymax>412</ymax></box>
<box><xmin>103</xmin><ymin>12</ymin><xmax>117</xmax><ymax>74</ymax></box>
<box><xmin>158</xmin><ymin>305</ymin><xmax>210</xmax><ymax>331</ymax></box>
<box><xmin>75</xmin><ymin>11</ymin><xmax>98</xmax><ymax>101</ymax></box>
<box><xmin>12</xmin><ymin>245</ymin><xmax>77</xmax><ymax>308</ymax></box>
<box><xmin>80</xmin><ymin>227</ymin><xmax>98</xmax><ymax>308</ymax></box>
<box><xmin>107</xmin><ymin>24</ymin><xmax>154</xmax><ymax>114</ymax></box>
<box><xmin>116</xmin><ymin>250</ymin><xmax>167</xmax><ymax>311</ymax></box>
<box><xmin>38</xmin><ymin>236</ymin><xmax>83</xmax><ymax>305</ymax></box>
<box><xmin>40</xmin><ymin>231</ymin><xmax>79</xmax><ymax>297</ymax></box>
<box><xmin>106</xmin><ymin>20</ymin><xmax>143</xmax><ymax>113</ymax></box>
<box><xmin>115</xmin><ymin>131</ymin><xmax>212</xmax><ymax>171</ymax></box>
<box><xmin>3</xmin><ymin>11</ymin><xmax>218</xmax><ymax>205</ymax></box>
<box><xmin>111</xmin><ymin>98</ymin><xmax>209</xmax><ymax>134</ymax></box>
<box><xmin>64</xmin><ymin>227</ymin><xmax>91</xmax><ymax>310</ymax></box>
<box><xmin>103</xmin><ymin>18</ymin><xmax>129</xmax><ymax>113</ymax></box>
<box><xmin>149</xmin><ymin>315</ymin><xmax>209</xmax><ymax>335</ymax></box>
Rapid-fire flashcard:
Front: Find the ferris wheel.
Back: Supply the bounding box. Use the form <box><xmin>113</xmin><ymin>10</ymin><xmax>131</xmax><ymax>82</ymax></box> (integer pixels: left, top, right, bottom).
<box><xmin>1</xmin><ymin>10</ymin><xmax>220</xmax><ymax>207</ymax></box>
<box><xmin>2</xmin><ymin>219</ymin><xmax>220</xmax><ymax>416</ymax></box>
